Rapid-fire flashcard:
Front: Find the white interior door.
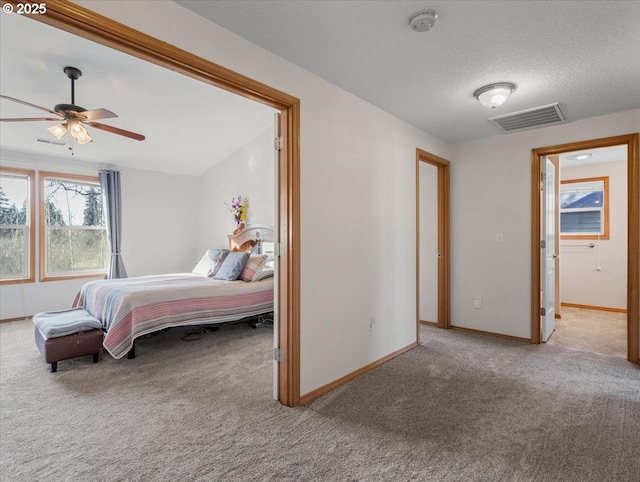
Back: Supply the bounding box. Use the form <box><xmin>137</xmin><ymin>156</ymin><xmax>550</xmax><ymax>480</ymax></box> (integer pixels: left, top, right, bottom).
<box><xmin>419</xmin><ymin>162</ymin><xmax>438</xmax><ymax>323</ymax></box>
<box><xmin>541</xmin><ymin>156</ymin><xmax>556</xmax><ymax>342</ymax></box>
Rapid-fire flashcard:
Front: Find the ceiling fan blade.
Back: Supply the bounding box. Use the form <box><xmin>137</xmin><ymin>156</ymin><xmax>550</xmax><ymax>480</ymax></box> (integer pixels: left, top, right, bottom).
<box><xmin>1</xmin><ymin>95</ymin><xmax>62</xmax><ymax>117</ymax></box>
<box><xmin>88</xmin><ymin>122</ymin><xmax>145</xmax><ymax>141</ymax></box>
<box><xmin>79</xmin><ymin>108</ymin><xmax>118</xmax><ymax>121</ymax></box>
<box><xmin>1</xmin><ymin>117</ymin><xmax>62</xmax><ymax>122</ymax></box>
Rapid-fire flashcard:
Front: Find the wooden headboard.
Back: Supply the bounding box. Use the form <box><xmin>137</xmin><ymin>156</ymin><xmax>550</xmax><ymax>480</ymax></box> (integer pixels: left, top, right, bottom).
<box><xmin>227</xmin><ymin>224</ymin><xmax>274</xmax><ymax>252</ymax></box>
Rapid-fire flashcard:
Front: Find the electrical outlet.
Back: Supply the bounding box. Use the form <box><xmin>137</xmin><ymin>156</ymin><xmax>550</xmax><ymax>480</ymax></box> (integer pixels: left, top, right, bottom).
<box><xmin>368</xmin><ymin>316</ymin><xmax>375</xmax><ymax>335</ymax></box>
<box><xmin>473</xmin><ymin>297</ymin><xmax>482</xmax><ymax>309</ymax></box>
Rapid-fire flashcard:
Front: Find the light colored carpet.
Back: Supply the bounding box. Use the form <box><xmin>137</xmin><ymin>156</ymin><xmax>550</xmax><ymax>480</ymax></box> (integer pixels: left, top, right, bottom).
<box><xmin>547</xmin><ymin>306</ymin><xmax>627</xmax><ymax>358</ymax></box>
<box><xmin>1</xmin><ymin>319</ymin><xmax>639</xmax><ymax>481</ymax></box>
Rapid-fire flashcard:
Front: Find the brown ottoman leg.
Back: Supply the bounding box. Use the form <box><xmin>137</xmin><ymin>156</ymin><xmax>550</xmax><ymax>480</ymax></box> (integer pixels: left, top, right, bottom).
<box><xmin>35</xmin><ymin>328</ymin><xmax>103</xmax><ymax>372</ymax></box>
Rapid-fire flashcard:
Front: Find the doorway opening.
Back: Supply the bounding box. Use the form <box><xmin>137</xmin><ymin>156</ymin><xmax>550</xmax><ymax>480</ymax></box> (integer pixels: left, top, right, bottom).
<box><xmin>416</xmin><ymin>148</ymin><xmax>450</xmax><ymax>341</ymax></box>
<box><xmin>545</xmin><ymin>146</ymin><xmax>628</xmax><ymax>357</ymax></box>
<box><xmin>28</xmin><ymin>2</ymin><xmax>302</xmax><ymax>405</ymax></box>
<box><xmin>531</xmin><ymin>134</ymin><xmax>639</xmax><ymax>364</ymax></box>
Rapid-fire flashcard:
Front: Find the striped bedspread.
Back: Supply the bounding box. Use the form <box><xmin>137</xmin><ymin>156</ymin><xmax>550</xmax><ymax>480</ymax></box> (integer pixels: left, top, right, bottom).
<box><xmin>72</xmin><ymin>274</ymin><xmax>274</xmax><ymax>359</ymax></box>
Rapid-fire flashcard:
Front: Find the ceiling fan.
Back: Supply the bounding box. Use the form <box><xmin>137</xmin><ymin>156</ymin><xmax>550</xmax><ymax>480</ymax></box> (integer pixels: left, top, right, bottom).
<box><xmin>0</xmin><ymin>66</ymin><xmax>145</xmax><ymax>144</ymax></box>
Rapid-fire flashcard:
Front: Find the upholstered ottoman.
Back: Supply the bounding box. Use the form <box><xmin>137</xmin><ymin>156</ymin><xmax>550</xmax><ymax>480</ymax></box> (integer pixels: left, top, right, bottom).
<box><xmin>33</xmin><ymin>308</ymin><xmax>104</xmax><ymax>373</ymax></box>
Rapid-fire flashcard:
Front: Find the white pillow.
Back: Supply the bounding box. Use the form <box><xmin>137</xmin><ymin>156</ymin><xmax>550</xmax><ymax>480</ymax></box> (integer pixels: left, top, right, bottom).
<box><xmin>253</xmin><ymin>258</ymin><xmax>275</xmax><ymax>281</ymax></box>
<box><xmin>192</xmin><ymin>249</ymin><xmax>228</xmax><ymax>277</ymax></box>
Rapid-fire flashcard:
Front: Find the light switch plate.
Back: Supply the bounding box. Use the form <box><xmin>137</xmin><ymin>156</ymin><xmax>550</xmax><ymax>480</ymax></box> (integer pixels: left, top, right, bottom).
<box><xmin>496</xmin><ymin>232</ymin><xmax>504</xmax><ymax>243</ymax></box>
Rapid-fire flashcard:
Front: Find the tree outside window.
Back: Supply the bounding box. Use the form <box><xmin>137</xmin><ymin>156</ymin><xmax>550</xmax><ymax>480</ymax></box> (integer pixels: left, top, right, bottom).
<box><xmin>0</xmin><ymin>168</ymin><xmax>34</xmax><ymax>283</ymax></box>
<box><xmin>40</xmin><ymin>173</ymin><xmax>108</xmax><ymax>280</ymax></box>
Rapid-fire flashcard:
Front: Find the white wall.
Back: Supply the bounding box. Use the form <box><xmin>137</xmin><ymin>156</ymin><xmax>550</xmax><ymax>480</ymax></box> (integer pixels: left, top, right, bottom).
<box><xmin>196</xmin><ymin>127</ymin><xmax>274</xmax><ymax>254</ymax></box>
<box><xmin>451</xmin><ymin>109</ymin><xmax>639</xmax><ymax>339</ymax></box>
<box><xmin>119</xmin><ymin>167</ymin><xmax>199</xmax><ymax>277</ymax></box>
<box><xmin>0</xmin><ymin>129</ymin><xmax>274</xmax><ymax>319</ymax></box>
<box><xmin>75</xmin><ymin>0</ymin><xmax>453</xmax><ymax>395</ymax></box>
<box><xmin>0</xmin><ymin>152</ymin><xmax>199</xmax><ymax>319</ymax></box>
<box><xmin>419</xmin><ymin>162</ymin><xmax>438</xmax><ymax>322</ymax></box>
<box><xmin>560</xmin><ymin>159</ymin><xmax>627</xmax><ymax>310</ymax></box>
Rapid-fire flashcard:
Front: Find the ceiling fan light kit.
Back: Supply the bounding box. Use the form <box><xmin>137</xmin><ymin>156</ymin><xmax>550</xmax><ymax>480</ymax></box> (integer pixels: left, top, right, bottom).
<box><xmin>47</xmin><ymin>123</ymin><xmax>67</xmax><ymax>140</ymax></box>
<box><xmin>474</xmin><ymin>82</ymin><xmax>516</xmax><ymax>109</ymax></box>
<box><xmin>48</xmin><ymin>119</ymin><xmax>93</xmax><ymax>144</ymax></box>
<box><xmin>0</xmin><ymin>66</ymin><xmax>145</xmax><ymax>144</ymax></box>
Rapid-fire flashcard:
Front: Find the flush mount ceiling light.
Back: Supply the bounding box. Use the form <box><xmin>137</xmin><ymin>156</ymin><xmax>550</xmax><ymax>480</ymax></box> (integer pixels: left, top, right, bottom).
<box><xmin>570</xmin><ymin>153</ymin><xmax>592</xmax><ymax>161</ymax></box>
<box><xmin>474</xmin><ymin>82</ymin><xmax>516</xmax><ymax>109</ymax></box>
<box><xmin>410</xmin><ymin>9</ymin><xmax>438</xmax><ymax>32</ymax></box>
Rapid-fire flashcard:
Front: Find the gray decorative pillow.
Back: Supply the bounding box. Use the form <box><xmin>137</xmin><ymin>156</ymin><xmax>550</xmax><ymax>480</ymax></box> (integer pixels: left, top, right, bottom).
<box><xmin>212</xmin><ymin>252</ymin><xmax>250</xmax><ymax>281</ymax></box>
<box><xmin>192</xmin><ymin>249</ymin><xmax>228</xmax><ymax>277</ymax></box>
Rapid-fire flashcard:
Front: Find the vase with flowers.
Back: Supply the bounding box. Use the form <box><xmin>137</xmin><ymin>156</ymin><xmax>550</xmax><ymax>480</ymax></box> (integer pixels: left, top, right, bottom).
<box><xmin>225</xmin><ymin>196</ymin><xmax>249</xmax><ymax>233</ymax></box>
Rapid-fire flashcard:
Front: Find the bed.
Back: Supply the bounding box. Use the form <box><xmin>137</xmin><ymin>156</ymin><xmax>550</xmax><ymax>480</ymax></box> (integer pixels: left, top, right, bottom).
<box><xmin>71</xmin><ymin>225</ymin><xmax>275</xmax><ymax>359</ymax></box>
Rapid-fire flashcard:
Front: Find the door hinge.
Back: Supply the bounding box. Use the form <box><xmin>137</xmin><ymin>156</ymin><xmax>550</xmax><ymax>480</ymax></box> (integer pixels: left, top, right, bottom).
<box><xmin>274</xmin><ymin>347</ymin><xmax>282</xmax><ymax>362</ymax></box>
<box><xmin>540</xmin><ymin>307</ymin><xmax>546</xmax><ymax>316</ymax></box>
<box><xmin>274</xmin><ymin>136</ymin><xmax>283</xmax><ymax>151</ymax></box>
<box><xmin>274</xmin><ymin>242</ymin><xmax>283</xmax><ymax>257</ymax></box>
<box><xmin>540</xmin><ymin>240</ymin><xmax>546</xmax><ymax>249</ymax></box>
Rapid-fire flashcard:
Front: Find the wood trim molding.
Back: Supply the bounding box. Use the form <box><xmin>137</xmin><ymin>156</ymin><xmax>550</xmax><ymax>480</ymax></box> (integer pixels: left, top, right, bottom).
<box><xmin>531</xmin><ymin>133</ymin><xmax>639</xmax><ymax>364</ymax></box>
<box><xmin>278</xmin><ymin>103</ymin><xmax>301</xmax><ymax>407</ymax></box>
<box><xmin>18</xmin><ymin>0</ymin><xmax>302</xmax><ymax>404</ymax></box>
<box><xmin>560</xmin><ymin>176</ymin><xmax>610</xmax><ymax>240</ymax></box>
<box><xmin>416</xmin><ymin>149</ymin><xmax>451</xmax><ymax>343</ymax></box>
<box><xmin>299</xmin><ymin>342</ymin><xmax>418</xmax><ymax>405</ymax></box>
<box><xmin>0</xmin><ymin>316</ymin><xmax>33</xmax><ymax>323</ymax></box>
<box><xmin>419</xmin><ymin>320</ymin><xmax>438</xmax><ymax>326</ymax></box>
<box><xmin>0</xmin><ymin>167</ymin><xmax>35</xmax><ymax>285</ymax></box>
<box><xmin>38</xmin><ymin>171</ymin><xmax>103</xmax><ymax>282</ymax></box>
<box><xmin>561</xmin><ymin>302</ymin><xmax>627</xmax><ymax>314</ymax></box>
<box><xmin>9</xmin><ymin>0</ymin><xmax>297</xmax><ymax>110</ymax></box>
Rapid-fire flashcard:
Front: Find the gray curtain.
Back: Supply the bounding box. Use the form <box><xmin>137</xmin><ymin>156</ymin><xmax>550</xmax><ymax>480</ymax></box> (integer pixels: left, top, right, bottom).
<box><xmin>99</xmin><ymin>170</ymin><xmax>128</xmax><ymax>279</ymax></box>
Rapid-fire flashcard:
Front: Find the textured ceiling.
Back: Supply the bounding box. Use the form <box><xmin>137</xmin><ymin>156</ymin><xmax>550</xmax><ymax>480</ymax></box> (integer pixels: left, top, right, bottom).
<box><xmin>175</xmin><ymin>0</ymin><xmax>640</xmax><ymax>143</ymax></box>
<box><xmin>2</xmin><ymin>2</ymin><xmax>637</xmax><ymax>177</ymax></box>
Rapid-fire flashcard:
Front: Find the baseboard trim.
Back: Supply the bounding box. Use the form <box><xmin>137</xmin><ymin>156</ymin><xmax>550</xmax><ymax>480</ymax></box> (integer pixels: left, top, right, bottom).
<box><xmin>451</xmin><ymin>325</ymin><xmax>530</xmax><ymax>343</ymax></box>
<box><xmin>561</xmin><ymin>302</ymin><xmax>627</xmax><ymax>314</ymax></box>
<box><xmin>419</xmin><ymin>320</ymin><xmax>438</xmax><ymax>326</ymax></box>
<box><xmin>0</xmin><ymin>316</ymin><xmax>32</xmax><ymax>323</ymax></box>
<box><xmin>299</xmin><ymin>341</ymin><xmax>418</xmax><ymax>405</ymax></box>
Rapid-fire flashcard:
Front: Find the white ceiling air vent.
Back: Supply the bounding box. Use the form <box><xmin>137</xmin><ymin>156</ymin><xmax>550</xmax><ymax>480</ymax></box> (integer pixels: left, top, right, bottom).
<box><xmin>35</xmin><ymin>137</ymin><xmax>66</xmax><ymax>146</ymax></box>
<box><xmin>489</xmin><ymin>103</ymin><xmax>565</xmax><ymax>132</ymax></box>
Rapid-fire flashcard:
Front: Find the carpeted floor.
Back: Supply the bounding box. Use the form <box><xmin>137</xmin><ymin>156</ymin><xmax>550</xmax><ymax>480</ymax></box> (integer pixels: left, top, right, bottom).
<box><xmin>1</xmin><ymin>317</ymin><xmax>639</xmax><ymax>481</ymax></box>
<box><xmin>546</xmin><ymin>306</ymin><xmax>627</xmax><ymax>358</ymax></box>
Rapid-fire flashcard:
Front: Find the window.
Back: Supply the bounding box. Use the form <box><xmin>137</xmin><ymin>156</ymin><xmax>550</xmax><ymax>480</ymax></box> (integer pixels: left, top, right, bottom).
<box><xmin>0</xmin><ymin>168</ymin><xmax>35</xmax><ymax>284</ymax></box>
<box><xmin>40</xmin><ymin>172</ymin><xmax>108</xmax><ymax>281</ymax></box>
<box><xmin>560</xmin><ymin>176</ymin><xmax>609</xmax><ymax>239</ymax></box>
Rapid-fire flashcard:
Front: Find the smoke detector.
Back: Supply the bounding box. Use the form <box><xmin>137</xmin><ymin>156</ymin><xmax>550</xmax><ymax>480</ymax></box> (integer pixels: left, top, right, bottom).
<box><xmin>410</xmin><ymin>9</ymin><xmax>438</xmax><ymax>32</ymax></box>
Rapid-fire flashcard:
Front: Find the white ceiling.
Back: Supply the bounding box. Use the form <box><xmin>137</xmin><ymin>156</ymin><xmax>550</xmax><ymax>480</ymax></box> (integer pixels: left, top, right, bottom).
<box><xmin>560</xmin><ymin>145</ymin><xmax>627</xmax><ymax>168</ymax></box>
<box><xmin>175</xmin><ymin>0</ymin><xmax>640</xmax><ymax>143</ymax></box>
<box><xmin>2</xmin><ymin>2</ymin><xmax>638</xmax><ymax>178</ymax></box>
<box><xmin>0</xmin><ymin>11</ymin><xmax>275</xmax><ymax>177</ymax></box>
